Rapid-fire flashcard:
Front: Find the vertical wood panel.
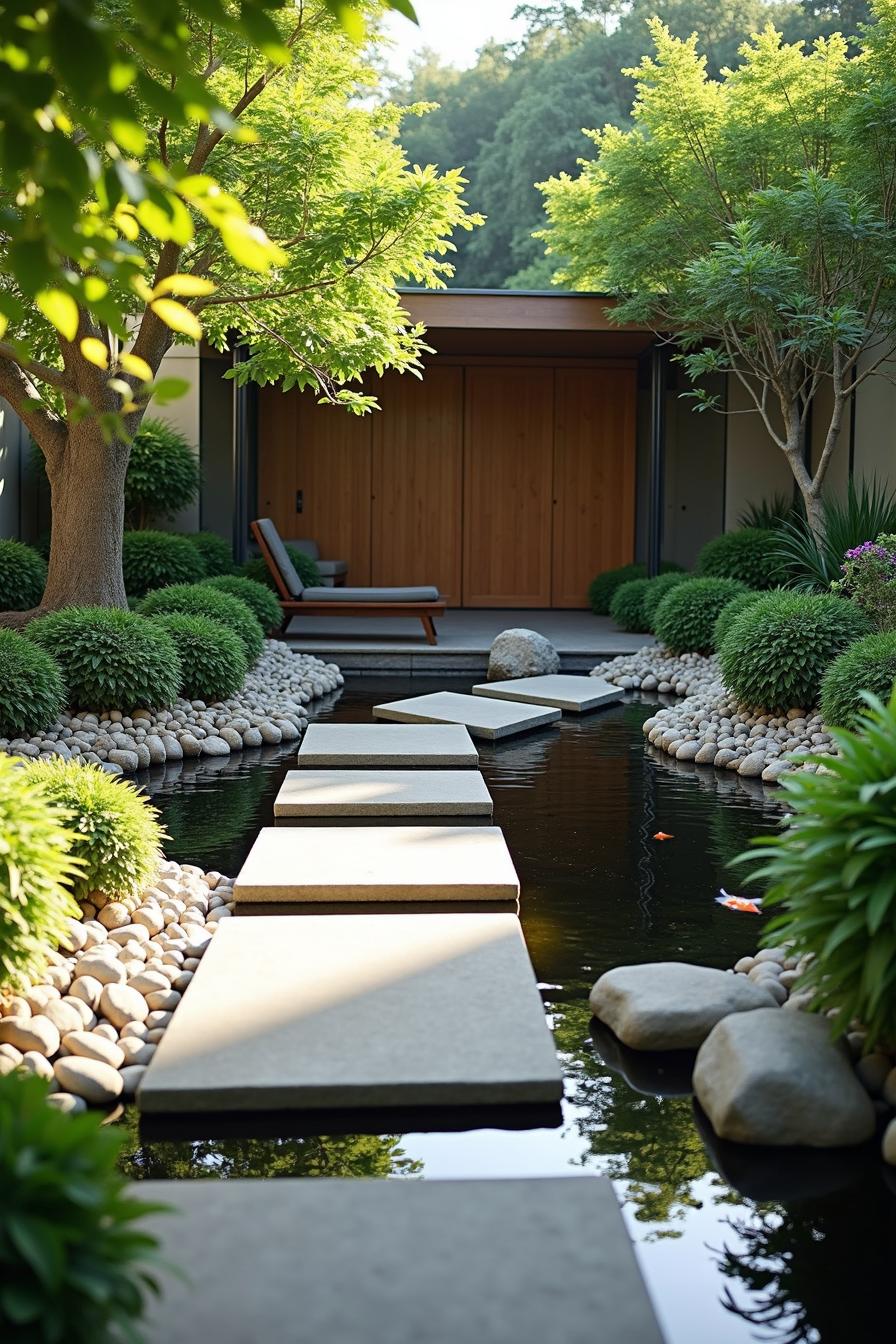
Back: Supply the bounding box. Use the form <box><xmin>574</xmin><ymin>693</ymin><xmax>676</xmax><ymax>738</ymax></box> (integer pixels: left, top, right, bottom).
<box><xmin>551</xmin><ymin>367</ymin><xmax>637</xmax><ymax>608</ymax></box>
<box><xmin>463</xmin><ymin>367</ymin><xmax>554</xmax><ymax>607</ymax></box>
<box><xmin>256</xmin><ymin>387</ymin><xmax>297</xmax><ymax>537</ymax></box>
<box><xmin>371</xmin><ymin>367</ymin><xmax>463</xmax><ymax>604</ymax></box>
<box><xmin>294</xmin><ymin>396</ymin><xmax>372</xmax><ymax>584</ymax></box>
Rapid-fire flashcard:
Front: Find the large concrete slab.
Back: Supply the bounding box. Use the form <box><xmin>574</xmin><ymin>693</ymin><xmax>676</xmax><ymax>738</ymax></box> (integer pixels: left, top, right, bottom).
<box><xmin>373</xmin><ymin>690</ymin><xmax>560</xmax><ymax>740</ymax></box>
<box><xmin>274</xmin><ymin>770</ymin><xmax>493</xmax><ymax>817</ymax></box>
<box><xmin>233</xmin><ymin>825</ymin><xmax>518</xmax><ymax>903</ymax></box>
<box><xmin>138</xmin><ymin>913</ymin><xmax>561</xmax><ymax>1112</ymax></box>
<box><xmin>139</xmin><ymin>1176</ymin><xmax>663</xmax><ymax>1344</ymax></box>
<box><xmin>473</xmin><ymin>674</ymin><xmax>624</xmax><ymax>713</ymax></box>
<box><xmin>298</xmin><ymin>722</ymin><xmax>478</xmax><ymax>767</ymax></box>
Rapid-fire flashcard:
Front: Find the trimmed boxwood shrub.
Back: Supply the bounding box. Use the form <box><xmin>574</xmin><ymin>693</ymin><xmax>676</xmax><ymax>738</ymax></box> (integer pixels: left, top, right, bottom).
<box><xmin>138</xmin><ymin>583</ymin><xmax>264</xmax><ymax>663</ymax></box>
<box><xmin>242</xmin><ymin>544</ymin><xmax>321</xmax><ymax>591</ymax></box>
<box><xmin>183</xmin><ymin>530</ymin><xmax>234</xmax><ymax>577</ymax></box>
<box><xmin>123</xmin><ymin>417</ymin><xmax>200</xmax><ymax>528</ymax></box>
<box><xmin>27</xmin><ymin>758</ymin><xmax>165</xmax><ymax>900</ymax></box>
<box><xmin>0</xmin><ymin>538</ymin><xmax>47</xmax><ymax>610</ymax></box>
<box><xmin>653</xmin><ymin>577</ymin><xmax>747</xmax><ymax>654</ymax></box>
<box><xmin>820</xmin><ymin>632</ymin><xmax>896</xmax><ymax>729</ymax></box>
<box><xmin>711</xmin><ymin>589</ymin><xmax>765</xmax><ymax>651</ymax></box>
<box><xmin>151</xmin><ymin>613</ymin><xmax>248</xmax><ymax>702</ymax></box>
<box><xmin>122</xmin><ymin>529</ymin><xmax>206</xmax><ymax>599</ymax></box>
<box><xmin>587</xmin><ymin>560</ymin><xmax>684</xmax><ymax>615</ymax></box>
<box><xmin>718</xmin><ymin>591</ymin><xmax>873</xmax><ymax>712</ymax></box>
<box><xmin>202</xmin><ymin>574</ymin><xmax>282</xmax><ymax>633</ymax></box>
<box><xmin>698</xmin><ymin>527</ymin><xmax>782</xmax><ymax>589</ymax></box>
<box><xmin>641</xmin><ymin>571</ymin><xmax>691</xmax><ymax>632</ymax></box>
<box><xmin>609</xmin><ymin>578</ymin><xmax>651</xmax><ymax>632</ymax></box>
<box><xmin>0</xmin><ymin>753</ymin><xmax>80</xmax><ymax>991</ymax></box>
<box><xmin>25</xmin><ymin>607</ymin><xmax>181</xmax><ymax>712</ymax></box>
<box><xmin>0</xmin><ymin>630</ymin><xmax>65</xmax><ymax>738</ymax></box>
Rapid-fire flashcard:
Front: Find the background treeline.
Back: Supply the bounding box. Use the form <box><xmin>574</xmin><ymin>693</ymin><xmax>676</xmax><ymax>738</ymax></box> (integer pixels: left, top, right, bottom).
<box><xmin>389</xmin><ymin>1</ymin><xmax>872</xmax><ymax>289</ymax></box>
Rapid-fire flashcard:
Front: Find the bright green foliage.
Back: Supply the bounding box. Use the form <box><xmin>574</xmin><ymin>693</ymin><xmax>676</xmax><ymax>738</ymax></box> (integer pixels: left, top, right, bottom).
<box><xmin>698</xmin><ymin>528</ymin><xmax>781</xmax><ymax>589</ymax></box>
<box><xmin>609</xmin><ymin>578</ymin><xmax>651</xmax><ymax>632</ymax></box>
<box><xmin>243</xmin><ymin>546</ymin><xmax>322</xmax><ymax>591</ymax></box>
<box><xmin>640</xmin><ymin>571</ymin><xmax>691</xmax><ymax>631</ymax></box>
<box><xmin>25</xmin><ymin>607</ymin><xmax>181</xmax><ymax>711</ymax></box>
<box><xmin>0</xmin><ymin>631</ymin><xmax>64</xmax><ymax>738</ymax></box>
<box><xmin>202</xmin><ymin>575</ymin><xmax>282</xmax><ymax>633</ymax></box>
<box><xmin>0</xmin><ymin>754</ymin><xmax>80</xmax><ymax>992</ymax></box>
<box><xmin>121</xmin><ymin>530</ymin><xmax>206</xmax><ymax>600</ymax></box>
<box><xmin>820</xmin><ymin>632</ymin><xmax>896</xmax><ymax>728</ymax></box>
<box><xmin>124</xmin><ymin>420</ymin><xmax>201</xmax><ymax>529</ymax></box>
<box><xmin>588</xmin><ymin>563</ymin><xmax>646</xmax><ymax>614</ymax></box>
<box><xmin>27</xmin><ymin>758</ymin><xmax>165</xmax><ymax>901</ymax></box>
<box><xmin>138</xmin><ymin>584</ymin><xmax>264</xmax><ymax>663</ymax></box>
<box><xmin>184</xmin><ymin>531</ymin><xmax>235</xmax><ymax>578</ymax></box>
<box><xmin>653</xmin><ymin>577</ymin><xmax>747</xmax><ymax>654</ymax></box>
<box><xmin>0</xmin><ymin>1072</ymin><xmax>166</xmax><ymax>1340</ymax></box>
<box><xmin>711</xmin><ymin>589</ymin><xmax>765</xmax><ymax>651</ymax></box>
<box><xmin>718</xmin><ymin>590</ymin><xmax>872</xmax><ymax>711</ymax></box>
<box><xmin>0</xmin><ymin>539</ymin><xmax>47</xmax><ymax>611</ymax></box>
<box><xmin>736</xmin><ymin>689</ymin><xmax>896</xmax><ymax>1046</ymax></box>
<box><xmin>150</xmin><ymin>613</ymin><xmax>248</xmax><ymax>703</ymax></box>
<box><xmin>774</xmin><ymin>477</ymin><xmax>896</xmax><ymax>589</ymax></box>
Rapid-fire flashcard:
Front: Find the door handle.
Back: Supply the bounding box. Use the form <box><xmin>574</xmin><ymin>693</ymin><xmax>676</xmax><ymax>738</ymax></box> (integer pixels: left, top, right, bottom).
<box><xmin>296</xmin><ymin>489</ymin><xmax>303</xmax><ymax>514</ymax></box>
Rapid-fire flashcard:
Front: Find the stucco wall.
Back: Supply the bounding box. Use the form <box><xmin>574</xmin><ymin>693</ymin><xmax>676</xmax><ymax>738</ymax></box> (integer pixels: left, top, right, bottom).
<box><xmin>153</xmin><ymin>344</ymin><xmax>201</xmax><ymax>533</ymax></box>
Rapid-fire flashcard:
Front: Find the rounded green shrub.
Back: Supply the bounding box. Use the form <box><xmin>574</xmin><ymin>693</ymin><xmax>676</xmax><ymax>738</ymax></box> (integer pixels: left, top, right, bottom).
<box><xmin>182</xmin><ymin>530</ymin><xmax>234</xmax><ymax>577</ymax></box>
<box><xmin>243</xmin><ymin>544</ymin><xmax>321</xmax><ymax>591</ymax></box>
<box><xmin>698</xmin><ymin>527</ymin><xmax>782</xmax><ymax>589</ymax></box>
<box><xmin>121</xmin><ymin>529</ymin><xmax>206</xmax><ymax>599</ymax></box>
<box><xmin>718</xmin><ymin>591</ymin><xmax>873</xmax><ymax>712</ymax></box>
<box><xmin>26</xmin><ymin>758</ymin><xmax>166</xmax><ymax>901</ymax></box>
<box><xmin>711</xmin><ymin>589</ymin><xmax>765</xmax><ymax>651</ymax></box>
<box><xmin>0</xmin><ymin>1072</ymin><xmax>164</xmax><ymax>1340</ymax></box>
<box><xmin>820</xmin><ymin>632</ymin><xmax>896</xmax><ymax>729</ymax></box>
<box><xmin>653</xmin><ymin>577</ymin><xmax>748</xmax><ymax>654</ymax></box>
<box><xmin>641</xmin><ymin>571</ymin><xmax>691</xmax><ymax>632</ymax></box>
<box><xmin>124</xmin><ymin>417</ymin><xmax>200</xmax><ymax>528</ymax></box>
<box><xmin>0</xmin><ymin>631</ymin><xmax>65</xmax><ymax>738</ymax></box>
<box><xmin>588</xmin><ymin>562</ymin><xmax>645</xmax><ymax>615</ymax></box>
<box><xmin>201</xmin><ymin>574</ymin><xmax>282</xmax><ymax>632</ymax></box>
<box><xmin>0</xmin><ymin>538</ymin><xmax>47</xmax><ymax>610</ymax></box>
<box><xmin>609</xmin><ymin>578</ymin><xmax>651</xmax><ymax>632</ymax></box>
<box><xmin>0</xmin><ymin>754</ymin><xmax>80</xmax><ymax>992</ymax></box>
<box><xmin>151</xmin><ymin>613</ymin><xmax>248</xmax><ymax>702</ymax></box>
<box><xmin>25</xmin><ymin>607</ymin><xmax>181</xmax><ymax>712</ymax></box>
<box><xmin>138</xmin><ymin>583</ymin><xmax>264</xmax><ymax>663</ymax></box>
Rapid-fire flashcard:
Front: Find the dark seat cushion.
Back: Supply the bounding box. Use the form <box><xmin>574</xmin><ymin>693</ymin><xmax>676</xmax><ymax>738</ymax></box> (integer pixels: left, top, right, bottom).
<box><xmin>302</xmin><ymin>585</ymin><xmax>440</xmax><ymax>603</ymax></box>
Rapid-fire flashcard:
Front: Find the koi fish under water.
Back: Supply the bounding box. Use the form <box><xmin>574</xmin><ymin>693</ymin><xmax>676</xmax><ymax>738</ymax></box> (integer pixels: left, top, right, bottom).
<box><xmin>652</xmin><ymin>831</ymin><xmax>674</xmax><ymax>841</ymax></box>
<box><xmin>716</xmin><ymin>888</ymin><xmax>762</xmax><ymax>914</ymax></box>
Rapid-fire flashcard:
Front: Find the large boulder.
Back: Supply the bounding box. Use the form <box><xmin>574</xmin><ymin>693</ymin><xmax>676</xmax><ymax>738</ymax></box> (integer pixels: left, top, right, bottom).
<box><xmin>487</xmin><ymin>628</ymin><xmax>560</xmax><ymax>682</ymax></box>
<box><xmin>588</xmin><ymin>961</ymin><xmax>775</xmax><ymax>1050</ymax></box>
<box><xmin>693</xmin><ymin>1008</ymin><xmax>876</xmax><ymax>1148</ymax></box>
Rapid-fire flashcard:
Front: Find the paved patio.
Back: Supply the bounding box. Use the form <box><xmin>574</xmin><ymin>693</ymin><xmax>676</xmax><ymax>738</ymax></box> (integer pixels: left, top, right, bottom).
<box><xmin>285</xmin><ymin>609</ymin><xmax>653</xmax><ymax>673</ymax></box>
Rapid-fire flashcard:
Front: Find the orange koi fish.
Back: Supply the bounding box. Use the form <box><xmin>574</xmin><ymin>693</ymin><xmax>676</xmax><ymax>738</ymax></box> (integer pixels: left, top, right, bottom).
<box><xmin>653</xmin><ymin>831</ymin><xmax>674</xmax><ymax>841</ymax></box>
<box><xmin>716</xmin><ymin>888</ymin><xmax>762</xmax><ymax>914</ymax></box>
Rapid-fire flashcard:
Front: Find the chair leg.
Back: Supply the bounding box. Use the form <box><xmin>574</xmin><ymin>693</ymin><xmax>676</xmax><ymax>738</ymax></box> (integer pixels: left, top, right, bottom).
<box><xmin>421</xmin><ymin>614</ymin><xmax>438</xmax><ymax>646</ymax></box>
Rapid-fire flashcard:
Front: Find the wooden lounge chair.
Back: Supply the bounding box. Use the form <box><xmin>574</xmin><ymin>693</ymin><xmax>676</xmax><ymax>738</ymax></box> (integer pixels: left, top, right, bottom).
<box><xmin>251</xmin><ymin>518</ymin><xmax>446</xmax><ymax>646</ymax></box>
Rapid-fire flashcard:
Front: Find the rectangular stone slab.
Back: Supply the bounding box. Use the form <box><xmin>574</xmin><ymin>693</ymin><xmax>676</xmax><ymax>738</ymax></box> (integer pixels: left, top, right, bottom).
<box><xmin>373</xmin><ymin>690</ymin><xmax>560</xmax><ymax>740</ymax></box>
<box><xmin>298</xmin><ymin>722</ymin><xmax>479</xmax><ymax>767</ymax></box>
<box><xmin>138</xmin><ymin>1176</ymin><xmax>663</xmax><ymax>1344</ymax></box>
<box><xmin>472</xmin><ymin>674</ymin><xmax>624</xmax><ymax>713</ymax></box>
<box><xmin>138</xmin><ymin>912</ymin><xmax>561</xmax><ymax>1112</ymax></box>
<box><xmin>274</xmin><ymin>770</ymin><xmax>493</xmax><ymax>817</ymax></box>
<box><xmin>234</xmin><ymin>825</ymin><xmax>518</xmax><ymax>903</ymax></box>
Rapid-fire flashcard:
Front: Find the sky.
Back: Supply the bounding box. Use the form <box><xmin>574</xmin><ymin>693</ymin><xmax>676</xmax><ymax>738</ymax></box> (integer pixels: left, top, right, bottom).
<box><xmin>381</xmin><ymin>0</ymin><xmax>530</xmax><ymax>76</ymax></box>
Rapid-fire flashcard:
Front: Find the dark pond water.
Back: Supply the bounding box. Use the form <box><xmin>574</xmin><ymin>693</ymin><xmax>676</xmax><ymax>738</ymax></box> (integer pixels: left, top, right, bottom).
<box><xmin>121</xmin><ymin>677</ymin><xmax>896</xmax><ymax>1344</ymax></box>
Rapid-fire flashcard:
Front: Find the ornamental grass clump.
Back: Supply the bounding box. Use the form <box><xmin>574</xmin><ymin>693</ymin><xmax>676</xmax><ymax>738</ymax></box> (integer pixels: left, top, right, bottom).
<box><xmin>202</xmin><ymin>574</ymin><xmax>282</xmax><ymax>632</ymax></box>
<box><xmin>138</xmin><ymin>583</ymin><xmax>264</xmax><ymax>663</ymax></box>
<box><xmin>830</xmin><ymin>533</ymin><xmax>896</xmax><ymax>631</ymax></box>
<box><xmin>26</xmin><ymin>759</ymin><xmax>166</xmax><ymax>903</ymax></box>
<box><xmin>0</xmin><ymin>754</ymin><xmax>81</xmax><ymax>992</ymax></box>
<box><xmin>25</xmin><ymin>608</ymin><xmax>181</xmax><ymax>713</ymax></box>
<box><xmin>609</xmin><ymin>577</ymin><xmax>651</xmax><ymax>632</ymax></box>
<box><xmin>698</xmin><ymin>528</ymin><xmax>781</xmax><ymax>589</ymax></box>
<box><xmin>0</xmin><ymin>631</ymin><xmax>65</xmax><ymax>739</ymax></box>
<box><xmin>820</xmin><ymin>632</ymin><xmax>896</xmax><ymax>730</ymax></box>
<box><xmin>150</xmin><ymin>613</ymin><xmax>248</xmax><ymax>702</ymax></box>
<box><xmin>122</xmin><ymin>529</ymin><xmax>206</xmax><ymax>599</ymax></box>
<box><xmin>183</xmin><ymin>530</ymin><xmax>234</xmax><ymax>577</ymax></box>
<box><xmin>736</xmin><ymin>690</ymin><xmax>896</xmax><ymax>1047</ymax></box>
<box><xmin>0</xmin><ymin>538</ymin><xmax>47</xmax><ymax>610</ymax></box>
<box><xmin>711</xmin><ymin>589</ymin><xmax>765</xmax><ymax>652</ymax></box>
<box><xmin>640</xmin><ymin>571</ymin><xmax>690</xmax><ymax>631</ymax></box>
<box><xmin>653</xmin><ymin>577</ymin><xmax>747</xmax><ymax>654</ymax></box>
<box><xmin>718</xmin><ymin>590</ymin><xmax>872</xmax><ymax>713</ymax></box>
<box><xmin>0</xmin><ymin>1072</ymin><xmax>166</xmax><ymax>1342</ymax></box>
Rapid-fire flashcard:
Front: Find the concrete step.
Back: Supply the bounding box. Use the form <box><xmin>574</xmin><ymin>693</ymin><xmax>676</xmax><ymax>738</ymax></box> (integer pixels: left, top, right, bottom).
<box><xmin>274</xmin><ymin>769</ymin><xmax>493</xmax><ymax>818</ymax></box>
<box><xmin>472</xmin><ymin>674</ymin><xmax>624</xmax><ymax>713</ymax></box>
<box><xmin>298</xmin><ymin>722</ymin><xmax>479</xmax><ymax>768</ymax></box>
<box><xmin>373</xmin><ymin>690</ymin><xmax>560</xmax><ymax>741</ymax></box>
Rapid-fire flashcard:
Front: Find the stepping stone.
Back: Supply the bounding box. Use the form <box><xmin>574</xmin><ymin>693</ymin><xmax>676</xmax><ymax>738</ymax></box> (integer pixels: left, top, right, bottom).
<box><xmin>138</xmin><ymin>1176</ymin><xmax>663</xmax><ymax>1344</ymax></box>
<box><xmin>138</xmin><ymin>912</ymin><xmax>562</xmax><ymax>1112</ymax></box>
<box><xmin>233</xmin><ymin>825</ymin><xmax>518</xmax><ymax>902</ymax></box>
<box><xmin>373</xmin><ymin>691</ymin><xmax>560</xmax><ymax>741</ymax></box>
<box><xmin>298</xmin><ymin>722</ymin><xmax>478</xmax><ymax>768</ymax></box>
<box><xmin>274</xmin><ymin>770</ymin><xmax>493</xmax><ymax>817</ymax></box>
<box><xmin>473</xmin><ymin>674</ymin><xmax>624</xmax><ymax>714</ymax></box>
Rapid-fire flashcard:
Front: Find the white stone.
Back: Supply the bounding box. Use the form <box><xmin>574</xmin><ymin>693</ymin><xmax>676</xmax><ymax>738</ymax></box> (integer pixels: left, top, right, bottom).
<box><xmin>63</xmin><ymin>1030</ymin><xmax>125</xmax><ymax>1069</ymax></box>
<box><xmin>46</xmin><ymin>1092</ymin><xmax>87</xmax><ymax>1114</ymax></box>
<box><xmin>54</xmin><ymin>1056</ymin><xmax>124</xmax><ymax>1105</ymax></box>
<box><xmin>589</xmin><ymin>961</ymin><xmax>776</xmax><ymax>1050</ymax></box>
<box><xmin>487</xmin><ymin>628</ymin><xmax>560</xmax><ymax>681</ymax></box>
<box><xmin>100</xmin><ymin>983</ymin><xmax>150</xmax><ymax>1028</ymax></box>
<box><xmin>473</xmin><ymin>675</ymin><xmax>623</xmax><ymax>714</ymax></box>
<box><xmin>0</xmin><ymin>1014</ymin><xmax>60</xmax><ymax>1058</ymax></box>
<box><xmin>298</xmin><ymin>723</ymin><xmax>478</xmax><ymax>768</ymax></box>
<box><xmin>274</xmin><ymin>770</ymin><xmax>493</xmax><ymax>817</ymax></box>
<box><xmin>373</xmin><ymin>692</ymin><xmax>560</xmax><ymax>742</ymax></box>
